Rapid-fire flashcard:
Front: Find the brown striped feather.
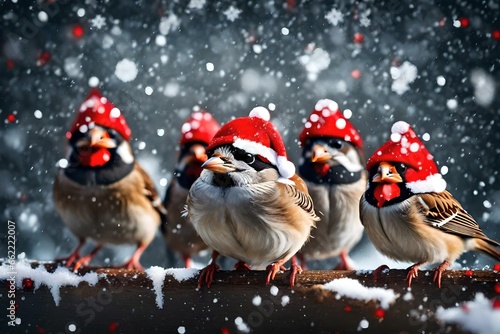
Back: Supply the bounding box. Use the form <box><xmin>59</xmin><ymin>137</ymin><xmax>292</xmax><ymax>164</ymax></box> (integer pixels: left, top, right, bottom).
<box><xmin>418</xmin><ymin>191</ymin><xmax>500</xmax><ymax>247</ymax></box>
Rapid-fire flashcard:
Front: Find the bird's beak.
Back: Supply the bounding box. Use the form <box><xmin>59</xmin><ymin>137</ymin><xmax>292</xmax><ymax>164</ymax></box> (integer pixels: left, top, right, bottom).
<box><xmin>311</xmin><ymin>144</ymin><xmax>332</xmax><ymax>163</ymax></box>
<box><xmin>191</xmin><ymin>144</ymin><xmax>208</xmax><ymax>163</ymax></box>
<box><xmin>89</xmin><ymin>128</ymin><xmax>117</xmax><ymax>149</ymax></box>
<box><xmin>372</xmin><ymin>162</ymin><xmax>403</xmax><ymax>183</ymax></box>
<box><xmin>202</xmin><ymin>154</ymin><xmax>236</xmax><ymax>173</ymax></box>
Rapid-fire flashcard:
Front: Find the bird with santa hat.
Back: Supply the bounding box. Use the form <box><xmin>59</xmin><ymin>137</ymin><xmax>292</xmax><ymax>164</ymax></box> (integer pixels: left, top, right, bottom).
<box><xmin>53</xmin><ymin>88</ymin><xmax>166</xmax><ymax>271</ymax></box>
<box><xmin>162</xmin><ymin>109</ymin><xmax>220</xmax><ymax>268</ymax></box>
<box><xmin>186</xmin><ymin>107</ymin><xmax>319</xmax><ymax>288</ymax></box>
<box><xmin>298</xmin><ymin>99</ymin><xmax>367</xmax><ymax>270</ymax></box>
<box><xmin>360</xmin><ymin>121</ymin><xmax>500</xmax><ymax>288</ymax></box>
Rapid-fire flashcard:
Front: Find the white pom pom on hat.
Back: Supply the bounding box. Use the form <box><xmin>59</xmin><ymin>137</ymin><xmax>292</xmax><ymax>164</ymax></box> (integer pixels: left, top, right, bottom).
<box><xmin>391</xmin><ymin>121</ymin><xmax>411</xmax><ymax>135</ymax></box>
<box><xmin>249</xmin><ymin>106</ymin><xmax>271</xmax><ymax>121</ymax></box>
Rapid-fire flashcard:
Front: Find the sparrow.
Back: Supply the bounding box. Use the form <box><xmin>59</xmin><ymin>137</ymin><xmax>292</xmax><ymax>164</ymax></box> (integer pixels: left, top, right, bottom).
<box><xmin>185</xmin><ymin>107</ymin><xmax>318</xmax><ymax>288</ymax></box>
<box><xmin>298</xmin><ymin>99</ymin><xmax>366</xmax><ymax>270</ymax></box>
<box><xmin>162</xmin><ymin>110</ymin><xmax>220</xmax><ymax>268</ymax></box>
<box><xmin>360</xmin><ymin>121</ymin><xmax>500</xmax><ymax>287</ymax></box>
<box><xmin>53</xmin><ymin>88</ymin><xmax>166</xmax><ymax>271</ymax></box>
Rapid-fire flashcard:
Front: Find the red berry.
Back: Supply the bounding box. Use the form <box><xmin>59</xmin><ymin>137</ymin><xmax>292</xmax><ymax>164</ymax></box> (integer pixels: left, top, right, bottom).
<box><xmin>374</xmin><ymin>308</ymin><xmax>386</xmax><ymax>319</ymax></box>
<box><xmin>465</xmin><ymin>269</ymin><xmax>473</xmax><ymax>277</ymax></box>
<box><xmin>37</xmin><ymin>51</ymin><xmax>51</xmax><ymax>67</ymax></box>
<box><xmin>459</xmin><ymin>17</ymin><xmax>469</xmax><ymax>28</ymax></box>
<box><xmin>351</xmin><ymin>69</ymin><xmax>362</xmax><ymax>79</ymax></box>
<box><xmin>492</xmin><ymin>30</ymin><xmax>500</xmax><ymax>40</ymax></box>
<box><xmin>108</xmin><ymin>322</ymin><xmax>118</xmax><ymax>333</ymax></box>
<box><xmin>6</xmin><ymin>114</ymin><xmax>16</xmax><ymax>123</ymax></box>
<box><xmin>73</xmin><ymin>24</ymin><xmax>84</xmax><ymax>38</ymax></box>
<box><xmin>344</xmin><ymin>305</ymin><xmax>352</xmax><ymax>312</ymax></box>
<box><xmin>493</xmin><ymin>263</ymin><xmax>500</xmax><ymax>272</ymax></box>
<box><xmin>353</xmin><ymin>32</ymin><xmax>364</xmax><ymax>44</ymax></box>
<box><xmin>221</xmin><ymin>327</ymin><xmax>231</xmax><ymax>334</ymax></box>
<box><xmin>494</xmin><ymin>282</ymin><xmax>500</xmax><ymax>294</ymax></box>
<box><xmin>23</xmin><ymin>278</ymin><xmax>34</xmax><ymax>290</ymax></box>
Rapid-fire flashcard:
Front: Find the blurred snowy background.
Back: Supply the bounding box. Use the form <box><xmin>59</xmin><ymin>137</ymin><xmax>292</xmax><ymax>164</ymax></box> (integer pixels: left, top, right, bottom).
<box><xmin>1</xmin><ymin>0</ymin><xmax>499</xmax><ymax>270</ymax></box>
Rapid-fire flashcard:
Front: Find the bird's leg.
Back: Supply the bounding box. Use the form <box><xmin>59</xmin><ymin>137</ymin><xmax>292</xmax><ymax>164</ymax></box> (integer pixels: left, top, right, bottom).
<box><xmin>56</xmin><ymin>237</ymin><xmax>85</xmax><ymax>267</ymax></box>
<box><xmin>295</xmin><ymin>252</ymin><xmax>307</xmax><ymax>270</ymax></box>
<box><xmin>118</xmin><ymin>242</ymin><xmax>147</xmax><ymax>270</ymax></box>
<box><xmin>182</xmin><ymin>254</ymin><xmax>192</xmax><ymax>269</ymax></box>
<box><xmin>234</xmin><ymin>261</ymin><xmax>252</xmax><ymax>271</ymax></box>
<box><xmin>288</xmin><ymin>255</ymin><xmax>303</xmax><ymax>288</ymax></box>
<box><xmin>433</xmin><ymin>260</ymin><xmax>449</xmax><ymax>288</ymax></box>
<box><xmin>406</xmin><ymin>261</ymin><xmax>425</xmax><ymax>287</ymax></box>
<box><xmin>198</xmin><ymin>251</ymin><xmax>220</xmax><ymax>289</ymax></box>
<box><xmin>73</xmin><ymin>244</ymin><xmax>103</xmax><ymax>271</ymax></box>
<box><xmin>266</xmin><ymin>261</ymin><xmax>283</xmax><ymax>285</ymax></box>
<box><xmin>266</xmin><ymin>256</ymin><xmax>302</xmax><ymax>288</ymax></box>
<box><xmin>334</xmin><ymin>250</ymin><xmax>355</xmax><ymax>270</ymax></box>
<box><xmin>373</xmin><ymin>264</ymin><xmax>390</xmax><ymax>283</ymax></box>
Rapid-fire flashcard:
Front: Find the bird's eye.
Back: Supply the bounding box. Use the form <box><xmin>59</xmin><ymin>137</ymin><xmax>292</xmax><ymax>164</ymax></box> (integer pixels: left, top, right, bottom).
<box><xmin>233</xmin><ymin>148</ymin><xmax>255</xmax><ymax>164</ymax></box>
<box><xmin>107</xmin><ymin>129</ymin><xmax>117</xmax><ymax>139</ymax></box>
<box><xmin>396</xmin><ymin>163</ymin><xmax>407</xmax><ymax>174</ymax></box>
<box><xmin>243</xmin><ymin>153</ymin><xmax>255</xmax><ymax>164</ymax></box>
<box><xmin>332</xmin><ymin>140</ymin><xmax>343</xmax><ymax>149</ymax></box>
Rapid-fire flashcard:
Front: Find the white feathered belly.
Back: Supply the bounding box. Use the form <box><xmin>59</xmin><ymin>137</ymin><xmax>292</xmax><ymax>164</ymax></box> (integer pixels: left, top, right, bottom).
<box><xmin>54</xmin><ymin>171</ymin><xmax>159</xmax><ymax>245</ymax></box>
<box><xmin>360</xmin><ymin>196</ymin><xmax>454</xmax><ymax>264</ymax></box>
<box><xmin>302</xmin><ymin>181</ymin><xmax>365</xmax><ymax>260</ymax></box>
<box><xmin>188</xmin><ymin>181</ymin><xmax>311</xmax><ymax>267</ymax></box>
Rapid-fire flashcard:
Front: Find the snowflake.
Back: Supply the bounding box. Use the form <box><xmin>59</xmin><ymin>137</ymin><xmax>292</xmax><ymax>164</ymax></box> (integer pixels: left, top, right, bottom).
<box><xmin>391</xmin><ymin>61</ymin><xmax>418</xmax><ymax>95</ymax></box>
<box><xmin>188</xmin><ymin>0</ymin><xmax>206</xmax><ymax>10</ymax></box>
<box><xmin>224</xmin><ymin>6</ymin><xmax>242</xmax><ymax>22</ymax></box>
<box><xmin>159</xmin><ymin>14</ymin><xmax>181</xmax><ymax>35</ymax></box>
<box><xmin>90</xmin><ymin>15</ymin><xmax>106</xmax><ymax>30</ymax></box>
<box><xmin>359</xmin><ymin>9</ymin><xmax>371</xmax><ymax>27</ymax></box>
<box><xmin>325</xmin><ymin>8</ymin><xmax>344</xmax><ymax>26</ymax></box>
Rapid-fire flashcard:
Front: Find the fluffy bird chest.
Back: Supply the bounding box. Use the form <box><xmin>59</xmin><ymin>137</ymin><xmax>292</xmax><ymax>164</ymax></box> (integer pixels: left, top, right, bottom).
<box><xmin>301</xmin><ymin>178</ymin><xmax>365</xmax><ymax>259</ymax></box>
<box><xmin>54</xmin><ymin>167</ymin><xmax>160</xmax><ymax>244</ymax></box>
<box><xmin>360</xmin><ymin>196</ymin><xmax>457</xmax><ymax>264</ymax></box>
<box><xmin>188</xmin><ymin>180</ymin><xmax>311</xmax><ymax>267</ymax></box>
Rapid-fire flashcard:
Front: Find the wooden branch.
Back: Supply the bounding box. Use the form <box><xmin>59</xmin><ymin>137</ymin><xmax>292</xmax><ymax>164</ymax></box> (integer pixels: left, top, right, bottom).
<box><xmin>2</xmin><ymin>262</ymin><xmax>499</xmax><ymax>333</ymax></box>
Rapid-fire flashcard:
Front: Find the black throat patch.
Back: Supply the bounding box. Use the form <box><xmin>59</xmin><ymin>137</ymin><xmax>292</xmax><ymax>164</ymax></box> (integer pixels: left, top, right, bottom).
<box><xmin>299</xmin><ymin>162</ymin><xmax>362</xmax><ymax>185</ymax></box>
<box><xmin>63</xmin><ymin>151</ymin><xmax>134</xmax><ymax>186</ymax></box>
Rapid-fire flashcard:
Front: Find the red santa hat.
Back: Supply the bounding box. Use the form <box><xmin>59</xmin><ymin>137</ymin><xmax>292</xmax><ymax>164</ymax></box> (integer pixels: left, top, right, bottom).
<box><xmin>366</xmin><ymin>121</ymin><xmax>447</xmax><ymax>194</ymax></box>
<box><xmin>206</xmin><ymin>107</ymin><xmax>296</xmax><ymax>179</ymax></box>
<box><xmin>66</xmin><ymin>88</ymin><xmax>132</xmax><ymax>141</ymax></box>
<box><xmin>299</xmin><ymin>99</ymin><xmax>363</xmax><ymax>148</ymax></box>
<box><xmin>179</xmin><ymin>110</ymin><xmax>220</xmax><ymax>146</ymax></box>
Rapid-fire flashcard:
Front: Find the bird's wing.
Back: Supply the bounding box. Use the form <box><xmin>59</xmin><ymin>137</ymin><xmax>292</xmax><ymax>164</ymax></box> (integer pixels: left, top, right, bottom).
<box><xmin>279</xmin><ymin>174</ymin><xmax>319</xmax><ymax>220</ymax></box>
<box><xmin>135</xmin><ymin>163</ymin><xmax>168</xmax><ymax>219</ymax></box>
<box><xmin>417</xmin><ymin>191</ymin><xmax>491</xmax><ymax>241</ymax></box>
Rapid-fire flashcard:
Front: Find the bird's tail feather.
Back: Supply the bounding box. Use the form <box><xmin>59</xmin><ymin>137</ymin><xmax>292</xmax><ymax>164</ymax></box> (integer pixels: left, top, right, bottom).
<box><xmin>475</xmin><ymin>238</ymin><xmax>500</xmax><ymax>261</ymax></box>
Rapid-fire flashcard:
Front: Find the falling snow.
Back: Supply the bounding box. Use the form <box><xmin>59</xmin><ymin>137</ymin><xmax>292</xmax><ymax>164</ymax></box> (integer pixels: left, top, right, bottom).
<box><xmin>224</xmin><ymin>6</ymin><xmax>242</xmax><ymax>22</ymax></box>
<box><xmin>470</xmin><ymin>69</ymin><xmax>496</xmax><ymax>107</ymax></box>
<box><xmin>188</xmin><ymin>0</ymin><xmax>206</xmax><ymax>10</ymax></box>
<box><xmin>391</xmin><ymin>61</ymin><xmax>418</xmax><ymax>95</ymax></box>
<box><xmin>325</xmin><ymin>8</ymin><xmax>344</xmax><ymax>26</ymax></box>
<box><xmin>159</xmin><ymin>14</ymin><xmax>181</xmax><ymax>35</ymax></box>
<box><xmin>90</xmin><ymin>15</ymin><xmax>106</xmax><ymax>29</ymax></box>
<box><xmin>300</xmin><ymin>48</ymin><xmax>331</xmax><ymax>81</ymax></box>
<box><xmin>114</xmin><ymin>58</ymin><xmax>138</xmax><ymax>82</ymax></box>
<box><xmin>359</xmin><ymin>9</ymin><xmax>371</xmax><ymax>27</ymax></box>
<box><xmin>1</xmin><ymin>4</ymin><xmax>499</xmax><ymax>330</ymax></box>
